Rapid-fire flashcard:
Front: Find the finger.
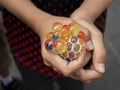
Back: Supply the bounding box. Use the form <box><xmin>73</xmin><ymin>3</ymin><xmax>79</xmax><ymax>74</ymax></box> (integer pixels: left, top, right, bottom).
<box><xmin>69</xmin><ymin>74</ymin><xmax>92</xmax><ymax>84</ymax></box>
<box><xmin>77</xmin><ymin>68</ymin><xmax>102</xmax><ymax>81</ymax></box>
<box><xmin>53</xmin><ymin>67</ymin><xmax>61</xmax><ymax>73</ymax></box>
<box><xmin>85</xmin><ymin>40</ymin><xmax>94</xmax><ymax>51</ymax></box>
<box><xmin>92</xmin><ymin>33</ymin><xmax>106</xmax><ymax>73</ymax></box>
<box><xmin>43</xmin><ymin>58</ymin><xmax>62</xmax><ymax>73</ymax></box>
<box><xmin>90</xmin><ymin>26</ymin><xmax>106</xmax><ymax>73</ymax></box>
<box><xmin>84</xmin><ymin>51</ymin><xmax>92</xmax><ymax>65</ymax></box>
<box><xmin>42</xmin><ymin>45</ymin><xmax>72</xmax><ymax>76</ymax></box>
<box><xmin>66</xmin><ymin>47</ymin><xmax>87</xmax><ymax>74</ymax></box>
<box><xmin>43</xmin><ymin>59</ymin><xmax>52</xmax><ymax>66</ymax></box>
<box><xmin>70</xmin><ymin>51</ymin><xmax>92</xmax><ymax>80</ymax></box>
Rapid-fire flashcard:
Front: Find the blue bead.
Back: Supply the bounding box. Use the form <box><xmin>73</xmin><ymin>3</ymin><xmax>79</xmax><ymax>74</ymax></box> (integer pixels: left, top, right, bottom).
<box><xmin>52</xmin><ymin>35</ymin><xmax>59</xmax><ymax>40</ymax></box>
<box><xmin>47</xmin><ymin>44</ymin><xmax>53</xmax><ymax>50</ymax></box>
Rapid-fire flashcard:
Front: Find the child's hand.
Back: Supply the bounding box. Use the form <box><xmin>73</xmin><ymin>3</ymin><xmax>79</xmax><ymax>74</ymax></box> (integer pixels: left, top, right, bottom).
<box><xmin>33</xmin><ymin>15</ymin><xmax>94</xmax><ymax>80</ymax></box>
<box><xmin>70</xmin><ymin>19</ymin><xmax>106</xmax><ymax>83</ymax></box>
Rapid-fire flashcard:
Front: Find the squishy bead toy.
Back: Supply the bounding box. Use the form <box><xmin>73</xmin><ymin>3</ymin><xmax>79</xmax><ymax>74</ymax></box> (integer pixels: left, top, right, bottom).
<box><xmin>45</xmin><ymin>22</ymin><xmax>86</xmax><ymax>62</ymax></box>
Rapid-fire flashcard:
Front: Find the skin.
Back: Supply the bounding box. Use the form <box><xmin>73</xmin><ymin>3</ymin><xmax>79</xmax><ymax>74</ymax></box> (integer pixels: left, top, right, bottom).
<box><xmin>0</xmin><ymin>0</ymin><xmax>112</xmax><ymax>83</ymax></box>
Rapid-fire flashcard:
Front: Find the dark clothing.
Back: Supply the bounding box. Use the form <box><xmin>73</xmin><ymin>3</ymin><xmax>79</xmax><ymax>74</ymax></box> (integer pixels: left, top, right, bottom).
<box><xmin>0</xmin><ymin>24</ymin><xmax>11</xmax><ymax>73</ymax></box>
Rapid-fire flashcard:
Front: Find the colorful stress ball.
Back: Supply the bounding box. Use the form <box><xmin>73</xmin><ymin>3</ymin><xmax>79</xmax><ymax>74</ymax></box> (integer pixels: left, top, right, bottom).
<box><xmin>45</xmin><ymin>22</ymin><xmax>86</xmax><ymax>62</ymax></box>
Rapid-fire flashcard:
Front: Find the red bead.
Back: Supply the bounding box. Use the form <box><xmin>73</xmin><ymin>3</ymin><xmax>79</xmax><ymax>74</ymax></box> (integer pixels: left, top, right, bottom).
<box><xmin>53</xmin><ymin>22</ymin><xmax>61</xmax><ymax>26</ymax></box>
<box><xmin>53</xmin><ymin>40</ymin><xmax>60</xmax><ymax>48</ymax></box>
<box><xmin>77</xmin><ymin>31</ymin><xmax>85</xmax><ymax>39</ymax></box>
<box><xmin>69</xmin><ymin>51</ymin><xmax>75</xmax><ymax>59</ymax></box>
<box><xmin>62</xmin><ymin>25</ymin><xmax>70</xmax><ymax>31</ymax></box>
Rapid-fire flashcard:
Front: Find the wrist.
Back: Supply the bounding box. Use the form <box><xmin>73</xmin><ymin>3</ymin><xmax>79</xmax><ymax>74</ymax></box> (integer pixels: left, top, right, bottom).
<box><xmin>29</xmin><ymin>9</ymin><xmax>52</xmax><ymax>34</ymax></box>
<box><xmin>32</xmin><ymin>11</ymin><xmax>55</xmax><ymax>38</ymax></box>
<box><xmin>70</xmin><ymin>9</ymin><xmax>95</xmax><ymax>24</ymax></box>
<box><xmin>70</xmin><ymin>0</ymin><xmax>111</xmax><ymax>24</ymax></box>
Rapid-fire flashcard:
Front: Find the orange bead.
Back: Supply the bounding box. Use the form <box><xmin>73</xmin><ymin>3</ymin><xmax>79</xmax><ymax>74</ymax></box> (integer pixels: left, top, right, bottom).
<box><xmin>80</xmin><ymin>46</ymin><xmax>85</xmax><ymax>53</ymax></box>
<box><xmin>79</xmin><ymin>40</ymin><xmax>84</xmax><ymax>45</ymax></box>
<box><xmin>61</xmin><ymin>33</ymin><xmax>70</xmax><ymax>41</ymax></box>
<box><xmin>61</xmin><ymin>51</ymin><xmax>67</xmax><ymax>57</ymax></box>
<box><xmin>46</xmin><ymin>32</ymin><xmax>54</xmax><ymax>39</ymax></box>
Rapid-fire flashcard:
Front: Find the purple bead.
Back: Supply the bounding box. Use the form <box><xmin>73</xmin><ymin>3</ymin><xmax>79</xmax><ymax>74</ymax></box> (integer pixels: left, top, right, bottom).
<box><xmin>45</xmin><ymin>40</ymin><xmax>53</xmax><ymax>50</ymax></box>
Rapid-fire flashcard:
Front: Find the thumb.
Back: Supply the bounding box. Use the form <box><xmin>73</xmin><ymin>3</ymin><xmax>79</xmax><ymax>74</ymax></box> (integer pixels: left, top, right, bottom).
<box><xmin>92</xmin><ymin>33</ymin><xmax>106</xmax><ymax>73</ymax></box>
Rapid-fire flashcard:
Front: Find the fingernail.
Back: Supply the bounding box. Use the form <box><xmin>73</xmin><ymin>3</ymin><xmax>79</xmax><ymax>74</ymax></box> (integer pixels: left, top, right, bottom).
<box><xmin>86</xmin><ymin>40</ymin><xmax>94</xmax><ymax>50</ymax></box>
<box><xmin>97</xmin><ymin>64</ymin><xmax>105</xmax><ymax>73</ymax></box>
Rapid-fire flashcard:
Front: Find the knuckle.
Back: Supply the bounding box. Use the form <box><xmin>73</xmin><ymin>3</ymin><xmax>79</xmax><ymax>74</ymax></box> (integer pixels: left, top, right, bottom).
<box><xmin>80</xmin><ymin>77</ymin><xmax>87</xmax><ymax>81</ymax></box>
<box><xmin>84</xmin><ymin>29</ymin><xmax>91</xmax><ymax>41</ymax></box>
<box><xmin>62</xmin><ymin>69</ymin><xmax>71</xmax><ymax>77</ymax></box>
<box><xmin>79</xmin><ymin>75</ymin><xmax>88</xmax><ymax>81</ymax></box>
<box><xmin>96</xmin><ymin>73</ymin><xmax>102</xmax><ymax>79</ymax></box>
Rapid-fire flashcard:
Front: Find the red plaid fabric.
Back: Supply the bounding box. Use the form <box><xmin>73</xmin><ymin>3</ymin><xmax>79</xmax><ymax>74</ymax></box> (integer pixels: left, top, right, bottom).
<box><xmin>2</xmin><ymin>0</ymin><xmax>106</xmax><ymax>80</ymax></box>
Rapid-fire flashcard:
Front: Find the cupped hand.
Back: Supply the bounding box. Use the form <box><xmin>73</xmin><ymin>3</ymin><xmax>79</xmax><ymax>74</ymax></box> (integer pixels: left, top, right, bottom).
<box><xmin>33</xmin><ymin>15</ymin><xmax>94</xmax><ymax>79</ymax></box>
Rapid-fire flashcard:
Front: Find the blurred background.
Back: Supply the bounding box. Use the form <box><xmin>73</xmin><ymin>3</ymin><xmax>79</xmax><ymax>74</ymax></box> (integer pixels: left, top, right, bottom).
<box><xmin>0</xmin><ymin>0</ymin><xmax>120</xmax><ymax>90</ymax></box>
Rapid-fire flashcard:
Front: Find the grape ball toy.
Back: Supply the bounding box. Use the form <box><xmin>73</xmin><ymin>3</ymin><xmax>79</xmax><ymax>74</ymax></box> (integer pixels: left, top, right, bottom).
<box><xmin>45</xmin><ymin>22</ymin><xmax>86</xmax><ymax>62</ymax></box>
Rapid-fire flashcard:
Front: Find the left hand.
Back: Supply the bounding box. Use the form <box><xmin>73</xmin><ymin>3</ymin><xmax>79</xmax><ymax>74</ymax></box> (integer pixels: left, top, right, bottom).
<box><xmin>70</xmin><ymin>19</ymin><xmax>106</xmax><ymax>83</ymax></box>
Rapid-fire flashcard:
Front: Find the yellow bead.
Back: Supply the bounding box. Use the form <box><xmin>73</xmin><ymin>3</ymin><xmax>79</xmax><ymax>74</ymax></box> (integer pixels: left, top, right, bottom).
<box><xmin>55</xmin><ymin>41</ymin><xmax>67</xmax><ymax>54</ymax></box>
<box><xmin>61</xmin><ymin>51</ymin><xmax>67</xmax><ymax>57</ymax></box>
<box><xmin>72</xmin><ymin>29</ymin><xmax>79</xmax><ymax>36</ymax></box>
<box><xmin>63</xmin><ymin>34</ymin><xmax>70</xmax><ymax>41</ymax></box>
<box><xmin>54</xmin><ymin>31</ymin><xmax>62</xmax><ymax>38</ymax></box>
<box><xmin>52</xmin><ymin>22</ymin><xmax>63</xmax><ymax>32</ymax></box>
<box><xmin>67</xmin><ymin>30</ymin><xmax>73</xmax><ymax>36</ymax></box>
<box><xmin>69</xmin><ymin>22</ymin><xmax>80</xmax><ymax>31</ymax></box>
